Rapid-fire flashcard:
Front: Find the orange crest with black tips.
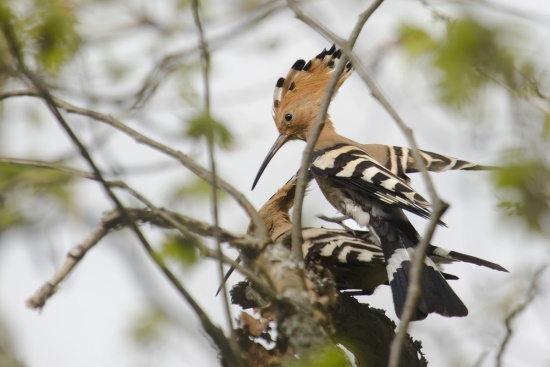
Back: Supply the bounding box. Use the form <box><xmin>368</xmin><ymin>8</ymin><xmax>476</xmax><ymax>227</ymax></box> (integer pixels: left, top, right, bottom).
<box><xmin>271</xmin><ymin>45</ymin><xmax>354</xmax><ymax>140</ymax></box>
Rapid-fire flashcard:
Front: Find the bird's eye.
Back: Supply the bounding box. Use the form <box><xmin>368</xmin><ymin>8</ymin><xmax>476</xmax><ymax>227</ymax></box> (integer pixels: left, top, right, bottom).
<box><xmin>284</xmin><ymin>113</ymin><xmax>293</xmax><ymax>122</ymax></box>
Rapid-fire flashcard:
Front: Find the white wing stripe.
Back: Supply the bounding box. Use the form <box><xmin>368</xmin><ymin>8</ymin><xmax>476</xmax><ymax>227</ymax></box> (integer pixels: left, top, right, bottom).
<box><xmin>387</xmin><ymin>247</ymin><xmax>440</xmax><ymax>282</ymax></box>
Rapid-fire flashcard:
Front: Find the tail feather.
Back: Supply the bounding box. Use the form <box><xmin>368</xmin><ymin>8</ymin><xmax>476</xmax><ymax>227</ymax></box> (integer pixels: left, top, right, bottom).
<box><xmin>429</xmin><ymin>246</ymin><xmax>508</xmax><ymax>272</ymax></box>
<box><xmin>390</xmin><ymin>260</ymin><xmax>428</xmax><ymax>320</ymax></box>
<box><xmin>414</xmin><ymin>260</ymin><xmax>468</xmax><ymax>317</ymax></box>
<box><xmin>369</xmin><ymin>216</ymin><xmax>468</xmax><ymax>320</ymax></box>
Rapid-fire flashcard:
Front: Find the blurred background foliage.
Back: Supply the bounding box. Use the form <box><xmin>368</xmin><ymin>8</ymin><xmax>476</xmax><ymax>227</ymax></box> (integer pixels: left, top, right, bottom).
<box><xmin>398</xmin><ymin>15</ymin><xmax>549</xmax><ymax>235</ymax></box>
<box><xmin>0</xmin><ymin>0</ymin><xmax>548</xmax><ymax>366</ymax></box>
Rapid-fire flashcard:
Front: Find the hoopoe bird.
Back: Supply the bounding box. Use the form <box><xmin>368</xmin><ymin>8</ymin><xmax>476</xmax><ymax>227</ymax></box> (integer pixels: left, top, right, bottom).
<box><xmin>247</xmin><ymin>173</ymin><xmax>506</xmax><ymax>296</ymax></box>
<box><xmin>251</xmin><ymin>45</ymin><xmax>500</xmax><ymax>320</ymax></box>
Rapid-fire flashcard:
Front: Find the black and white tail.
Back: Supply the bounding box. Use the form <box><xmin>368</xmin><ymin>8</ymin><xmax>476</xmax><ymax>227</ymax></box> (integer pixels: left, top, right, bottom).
<box><xmin>369</xmin><ymin>216</ymin><xmax>468</xmax><ymax>320</ymax></box>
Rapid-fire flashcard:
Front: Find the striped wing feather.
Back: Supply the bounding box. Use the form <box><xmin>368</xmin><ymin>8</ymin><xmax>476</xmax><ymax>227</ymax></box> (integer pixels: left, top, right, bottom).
<box><xmin>311</xmin><ymin>144</ymin><xmax>438</xmax><ymax>221</ymax></box>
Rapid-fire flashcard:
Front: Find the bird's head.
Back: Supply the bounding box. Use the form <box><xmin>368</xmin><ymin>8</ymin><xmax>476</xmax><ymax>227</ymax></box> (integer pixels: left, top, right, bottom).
<box><xmin>252</xmin><ymin>45</ymin><xmax>353</xmax><ymax>190</ymax></box>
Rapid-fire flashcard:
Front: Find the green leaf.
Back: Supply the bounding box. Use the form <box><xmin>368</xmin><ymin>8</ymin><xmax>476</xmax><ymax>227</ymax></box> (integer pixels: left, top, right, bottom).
<box><xmin>186</xmin><ymin>112</ymin><xmax>233</xmax><ymax>149</ymax></box>
<box><xmin>29</xmin><ymin>0</ymin><xmax>80</xmax><ymax>73</ymax></box>
<box><xmin>286</xmin><ymin>344</ymin><xmax>350</xmax><ymax>367</ymax></box>
<box><xmin>129</xmin><ymin>308</ymin><xmax>168</xmax><ymax>345</ymax></box>
<box><xmin>0</xmin><ymin>1</ymin><xmax>21</xmax><ymax>76</ymax></box>
<box><xmin>398</xmin><ymin>24</ymin><xmax>436</xmax><ymax>57</ymax></box>
<box><xmin>398</xmin><ymin>18</ymin><xmax>518</xmax><ymax>110</ymax></box>
<box><xmin>160</xmin><ymin>233</ymin><xmax>201</xmax><ymax>267</ymax></box>
<box><xmin>0</xmin><ymin>207</ymin><xmax>24</xmax><ymax>230</ymax></box>
<box><xmin>494</xmin><ymin>160</ymin><xmax>550</xmax><ymax>232</ymax></box>
<box><xmin>0</xmin><ymin>164</ymin><xmax>73</xmax><ymax>192</ymax></box>
<box><xmin>0</xmin><ymin>164</ymin><xmax>76</xmax><ymax>227</ymax></box>
<box><xmin>170</xmin><ymin>176</ymin><xmax>226</xmax><ymax>201</ymax></box>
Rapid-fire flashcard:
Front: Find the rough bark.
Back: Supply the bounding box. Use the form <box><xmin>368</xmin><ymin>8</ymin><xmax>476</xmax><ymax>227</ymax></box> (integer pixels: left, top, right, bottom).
<box><xmin>231</xmin><ymin>253</ymin><xmax>427</xmax><ymax>367</ymax></box>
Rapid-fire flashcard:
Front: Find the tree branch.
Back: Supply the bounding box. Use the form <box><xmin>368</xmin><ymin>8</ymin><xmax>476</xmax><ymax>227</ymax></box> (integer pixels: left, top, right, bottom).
<box><xmin>0</xmin><ymin>156</ymin><xmax>271</xmax><ymax>298</ymax></box>
<box><xmin>25</xmin><ymin>207</ymin><xmax>274</xmax><ymax>310</ymax></box>
<box><xmin>0</xmin><ymin>89</ymin><xmax>268</xmax><ymax>242</ymax></box>
<box><xmin>287</xmin><ymin>0</ymin><xmax>384</xmax><ymax>274</ymax></box>
<box><xmin>0</xmin><ymin>21</ymin><xmax>245</xmax><ymax>363</ymax></box>
<box><xmin>132</xmin><ymin>0</ymin><xmax>284</xmax><ymax>108</ymax></box>
<box><xmin>26</xmin><ymin>218</ymin><xmax>110</xmax><ymax>309</ymax></box>
<box><xmin>496</xmin><ymin>264</ymin><xmax>548</xmax><ymax>367</ymax></box>
<box><xmin>191</xmin><ymin>1</ymin><xmax>237</xmax><ymax>354</ymax></box>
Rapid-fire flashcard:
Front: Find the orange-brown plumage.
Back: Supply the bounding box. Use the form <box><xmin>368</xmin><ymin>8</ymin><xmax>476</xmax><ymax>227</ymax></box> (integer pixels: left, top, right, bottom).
<box><xmin>271</xmin><ymin>45</ymin><xmax>353</xmax><ymax>144</ymax></box>
<box><xmin>249</xmin><ymin>175</ymin><xmax>298</xmax><ymax>242</ymax></box>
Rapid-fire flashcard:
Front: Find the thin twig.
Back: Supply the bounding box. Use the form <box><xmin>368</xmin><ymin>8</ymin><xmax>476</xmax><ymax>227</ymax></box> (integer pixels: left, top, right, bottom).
<box><xmin>0</xmin><ymin>156</ymin><xmax>181</xmax><ymax>212</ymax></box>
<box><xmin>133</xmin><ymin>0</ymin><xmax>283</xmax><ymax>108</ymax></box>
<box><xmin>0</xmin><ymin>156</ymin><xmax>267</xmax><ymax>268</ymax></box>
<box><xmin>150</xmin><ymin>208</ymin><xmax>276</xmax><ymax>299</ymax></box>
<box><xmin>317</xmin><ymin>214</ymin><xmax>352</xmax><ymax>230</ymax></box>
<box><xmin>26</xmin><ymin>219</ymin><xmax>110</xmax><ymax>309</ymax></box>
<box><xmin>447</xmin><ymin>0</ymin><xmax>549</xmax><ymax>25</ymax></box>
<box><xmin>0</xmin><ymin>157</ymin><xmax>107</xmax><ymax>181</ymax></box>
<box><xmin>25</xmin><ymin>207</ymin><xmax>275</xmax><ymax>309</ymax></box>
<box><xmin>352</xmin><ymin>38</ymin><xmax>449</xmax><ymax>367</ymax></box>
<box><xmin>0</xmin><ymin>89</ymin><xmax>268</xmax><ymax>242</ymax></box>
<box><xmin>496</xmin><ymin>264</ymin><xmax>548</xmax><ymax>367</ymax></box>
<box><xmin>287</xmin><ymin>0</ymin><xmax>384</xmax><ymax>263</ymax></box>
<box><xmin>191</xmin><ymin>0</ymin><xmax>237</xmax><ymax>351</ymax></box>
<box><xmin>135</xmin><ymin>226</ymin><xmax>242</xmax><ymax>367</ymax></box>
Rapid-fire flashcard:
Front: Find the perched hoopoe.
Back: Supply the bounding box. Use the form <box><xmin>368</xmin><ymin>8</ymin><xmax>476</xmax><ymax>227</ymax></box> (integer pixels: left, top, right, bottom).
<box><xmin>250</xmin><ymin>173</ymin><xmax>506</xmax><ymax>295</ymax></box>
<box><xmin>252</xmin><ymin>45</ymin><xmax>499</xmax><ymax>320</ymax></box>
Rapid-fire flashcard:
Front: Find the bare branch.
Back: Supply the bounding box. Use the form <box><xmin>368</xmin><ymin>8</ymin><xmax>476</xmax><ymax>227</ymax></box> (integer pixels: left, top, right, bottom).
<box><xmin>287</xmin><ymin>0</ymin><xmax>384</xmax><ymax>269</ymax></box>
<box><xmin>0</xmin><ymin>26</ymin><xmax>163</xmax><ymax>304</ymax></box>
<box><xmin>25</xmin><ymin>206</ymin><xmax>274</xmax><ymax>310</ymax></box>
<box><xmin>0</xmin><ymin>156</ymin><xmax>272</xmax><ymax>299</ymax></box>
<box><xmin>447</xmin><ymin>0</ymin><xmax>549</xmax><ymax>25</ymax></box>
<box><xmin>191</xmin><ymin>1</ymin><xmax>237</xmax><ymax>353</ymax></box>
<box><xmin>26</xmin><ymin>218</ymin><xmax>110</xmax><ymax>309</ymax></box>
<box><xmin>496</xmin><ymin>264</ymin><xmax>548</xmax><ymax>367</ymax></box>
<box><xmin>135</xmin><ymin>226</ymin><xmax>242</xmax><ymax>367</ymax></box>
<box><xmin>127</xmin><ymin>207</ymin><xmax>275</xmax><ymax>300</ymax></box>
<box><xmin>0</xmin><ymin>89</ymin><xmax>268</xmax><ymax>242</ymax></box>
<box><xmin>0</xmin><ymin>157</ymin><xmax>107</xmax><ymax>182</ymax></box>
<box><xmin>351</xmin><ymin>38</ymin><xmax>449</xmax><ymax>367</ymax></box>
<box><xmin>133</xmin><ymin>0</ymin><xmax>284</xmax><ymax>108</ymax></box>
<box><xmin>388</xmin><ymin>202</ymin><xmax>447</xmax><ymax>367</ymax></box>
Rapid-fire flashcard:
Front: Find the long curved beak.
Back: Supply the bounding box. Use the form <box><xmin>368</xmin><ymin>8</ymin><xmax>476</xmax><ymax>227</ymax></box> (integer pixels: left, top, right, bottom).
<box><xmin>251</xmin><ymin>134</ymin><xmax>289</xmax><ymax>190</ymax></box>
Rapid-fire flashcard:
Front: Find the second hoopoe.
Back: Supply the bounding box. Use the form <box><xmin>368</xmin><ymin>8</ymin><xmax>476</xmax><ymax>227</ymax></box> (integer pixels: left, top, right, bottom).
<box><xmin>252</xmin><ymin>45</ymin><xmax>501</xmax><ymax>320</ymax></box>
<box><xmin>253</xmin><ymin>173</ymin><xmax>506</xmax><ymax>296</ymax></box>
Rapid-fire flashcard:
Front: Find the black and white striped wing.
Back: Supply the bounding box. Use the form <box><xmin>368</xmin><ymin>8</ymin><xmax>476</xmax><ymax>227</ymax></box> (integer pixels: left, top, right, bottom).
<box><xmin>301</xmin><ymin>228</ymin><xmax>385</xmax><ymax>266</ymax></box>
<box><xmin>311</xmin><ymin>143</ymin><xmax>435</xmax><ymax>221</ymax></box>
<box><xmin>361</xmin><ymin>144</ymin><xmax>496</xmax><ymax>181</ymax></box>
<box><xmin>411</xmin><ymin>149</ymin><xmax>496</xmax><ymax>173</ymax></box>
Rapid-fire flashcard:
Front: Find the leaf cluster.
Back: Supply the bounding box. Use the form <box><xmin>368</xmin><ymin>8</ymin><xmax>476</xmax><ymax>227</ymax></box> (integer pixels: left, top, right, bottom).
<box><xmin>399</xmin><ymin>18</ymin><xmax>518</xmax><ymax>109</ymax></box>
<box><xmin>0</xmin><ymin>0</ymin><xmax>79</xmax><ymax>75</ymax></box>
